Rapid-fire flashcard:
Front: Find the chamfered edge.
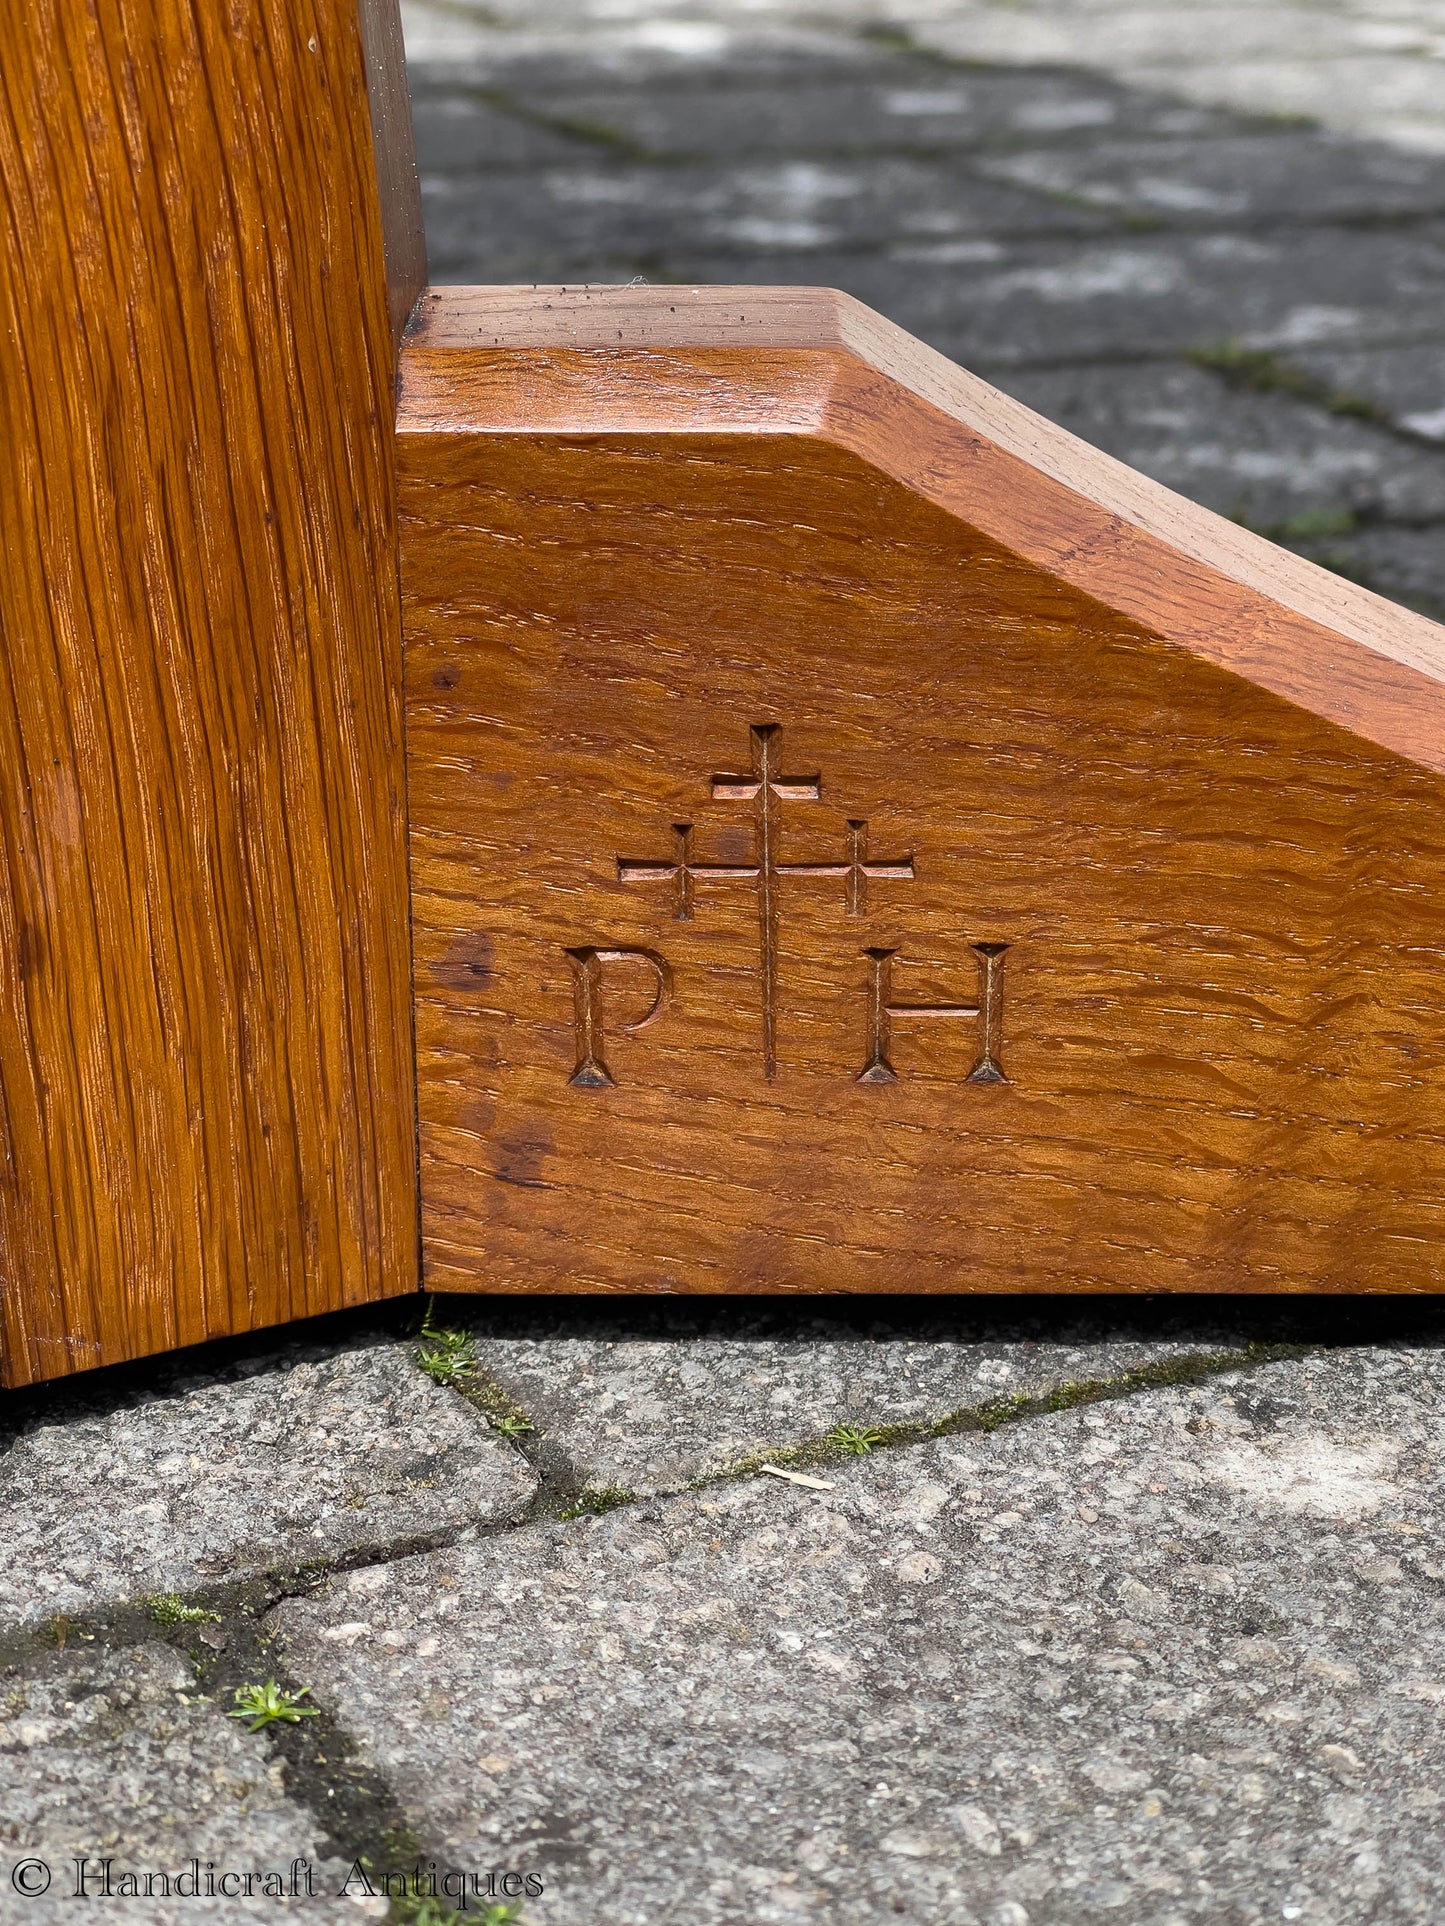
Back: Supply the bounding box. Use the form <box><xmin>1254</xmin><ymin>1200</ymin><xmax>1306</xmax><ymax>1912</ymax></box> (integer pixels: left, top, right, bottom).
<box><xmin>403</xmin><ymin>284</ymin><xmax>1445</xmax><ymax>775</ymax></box>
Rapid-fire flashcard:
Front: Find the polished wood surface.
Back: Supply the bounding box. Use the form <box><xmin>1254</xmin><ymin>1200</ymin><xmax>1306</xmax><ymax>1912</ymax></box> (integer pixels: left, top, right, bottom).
<box><xmin>0</xmin><ymin>0</ymin><xmax>423</xmax><ymax>1384</ymax></box>
<box><xmin>401</xmin><ymin>285</ymin><xmax>1445</xmax><ymax>1298</ymax></box>
<box><xmin>358</xmin><ymin>0</ymin><xmax>427</xmax><ymax>347</ymax></box>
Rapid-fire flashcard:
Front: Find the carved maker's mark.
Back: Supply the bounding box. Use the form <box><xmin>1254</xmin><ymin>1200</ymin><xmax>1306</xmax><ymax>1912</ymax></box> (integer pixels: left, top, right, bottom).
<box><xmin>618</xmin><ymin>723</ymin><xmax>914</xmax><ymax>1078</ymax></box>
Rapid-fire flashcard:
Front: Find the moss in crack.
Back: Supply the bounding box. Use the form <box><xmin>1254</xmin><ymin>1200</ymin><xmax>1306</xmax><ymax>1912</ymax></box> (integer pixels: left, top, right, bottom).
<box><xmin>414</xmin><ymin>1299</ymin><xmax>538</xmax><ymax>1432</ymax></box>
<box><xmin>1229</xmin><ymin>504</ymin><xmax>1363</xmax><ymax>541</ymax></box>
<box><xmin>144</xmin><ymin>1593</ymin><xmax>221</xmax><ymax>1627</ymax></box>
<box><xmin>559</xmin><ymin>1484</ymin><xmax>633</xmax><ymax>1521</ymax></box>
<box><xmin>693</xmin><ymin>1341</ymin><xmax>1313</xmax><ymax>1489</ymax></box>
<box><xmin>857</xmin><ymin>21</ymin><xmax>991</xmax><ymax>69</ymax></box>
<box><xmin>406</xmin><ymin>1303</ymin><xmax>592</xmax><ymax>1514</ymax></box>
<box><xmin>388</xmin><ymin>1888</ymin><xmax>527</xmax><ymax>1925</ymax></box>
<box><xmin>312</xmin><ymin>1851</ymin><xmax>532</xmax><ymax>1923</ymax></box>
<box><xmin>180</xmin><ymin>1601</ymin><xmax>423</xmax><ymax>1872</ymax></box>
<box><xmin>1278</xmin><ymin>506</ymin><xmax>1360</xmax><ymax>540</ymax></box>
<box><xmin>17</xmin><ymin>1571</ymin><xmax>439</xmax><ymax>1901</ymax></box>
<box><xmin>453</xmin><ymin>1370</ymin><xmax>539</xmax><ymax>1442</ymax></box>
<box><xmin>857</xmin><ymin>23</ymin><xmax>925</xmax><ymax>55</ymax></box>
<box><xmin>1189</xmin><ymin>341</ymin><xmax>1387</xmax><ymax>426</ymax></box>
<box><xmin>39</xmin><ymin>1613</ymin><xmax>93</xmax><ymax>1650</ymax></box>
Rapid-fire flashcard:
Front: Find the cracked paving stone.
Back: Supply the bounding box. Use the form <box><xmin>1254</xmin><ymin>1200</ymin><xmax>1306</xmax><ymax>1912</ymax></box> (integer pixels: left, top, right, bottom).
<box><xmin>481</xmin><ymin>58</ymin><xmax>1263</xmax><ymax>164</ymax></box>
<box><xmin>275</xmin><ymin>1348</ymin><xmax>1445</xmax><ymax>1924</ymax></box>
<box><xmin>1284</xmin><ymin>342</ymin><xmax>1445</xmax><ymax>441</ymax></box>
<box><xmin>0</xmin><ymin>1343</ymin><xmax>536</xmax><ymax>1628</ymax></box>
<box><xmin>410</xmin><ymin>88</ymin><xmax>609</xmax><ymax>174</ymax></box>
<box><xmin>972</xmin><ymin>130</ymin><xmax>1445</xmax><ymax>225</ymax></box>
<box><xmin>997</xmin><ymin>359</ymin><xmax>1445</xmax><ymax>525</ymax></box>
<box><xmin>648</xmin><ymin>223</ymin><xmax>1445</xmax><ymax>369</ymax></box>
<box><xmin>456</xmin><ymin>1301</ymin><xmax>1238</xmax><ymax>1494</ymax></box>
<box><xmin>421</xmin><ymin>157</ymin><xmax>1110</xmax><ymax>282</ymax></box>
<box><xmin>0</xmin><ymin>1644</ymin><xmax>353</xmax><ymax>1921</ymax></box>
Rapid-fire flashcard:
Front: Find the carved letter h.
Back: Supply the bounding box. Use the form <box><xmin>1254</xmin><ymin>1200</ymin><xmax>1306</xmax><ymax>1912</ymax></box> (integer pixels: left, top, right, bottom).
<box><xmin>859</xmin><ymin>944</ymin><xmax>1008</xmax><ymax>1085</ymax></box>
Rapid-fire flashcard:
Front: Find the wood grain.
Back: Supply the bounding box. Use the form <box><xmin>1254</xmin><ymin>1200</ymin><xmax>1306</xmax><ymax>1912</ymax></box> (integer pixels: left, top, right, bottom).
<box><xmin>401</xmin><ymin>285</ymin><xmax>1445</xmax><ymax>1299</ymax></box>
<box><xmin>0</xmin><ymin>0</ymin><xmax>422</xmax><ymax>1383</ymax></box>
<box><xmin>358</xmin><ymin>0</ymin><xmax>427</xmax><ymax>347</ymax></box>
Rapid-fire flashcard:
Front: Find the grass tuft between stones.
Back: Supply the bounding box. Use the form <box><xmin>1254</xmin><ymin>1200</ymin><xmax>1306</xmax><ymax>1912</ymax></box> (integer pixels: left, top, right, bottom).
<box><xmin>416</xmin><ymin>1316</ymin><xmax>479</xmax><ymax>1390</ymax></box>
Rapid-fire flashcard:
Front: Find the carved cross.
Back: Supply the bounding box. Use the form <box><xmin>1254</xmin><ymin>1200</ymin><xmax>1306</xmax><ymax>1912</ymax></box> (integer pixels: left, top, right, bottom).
<box><xmin>617</xmin><ymin>723</ymin><xmax>914</xmax><ymax>1077</ymax></box>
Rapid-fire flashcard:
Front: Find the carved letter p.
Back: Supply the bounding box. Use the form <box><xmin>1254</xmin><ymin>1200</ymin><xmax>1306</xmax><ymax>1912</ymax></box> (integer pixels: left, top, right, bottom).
<box><xmin>565</xmin><ymin>947</ymin><xmax>673</xmax><ymax>1088</ymax></box>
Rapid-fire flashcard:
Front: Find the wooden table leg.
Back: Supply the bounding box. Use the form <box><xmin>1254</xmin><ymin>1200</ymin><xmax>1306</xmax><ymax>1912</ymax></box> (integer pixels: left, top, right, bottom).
<box><xmin>0</xmin><ymin>0</ymin><xmax>424</xmax><ymax>1382</ymax></box>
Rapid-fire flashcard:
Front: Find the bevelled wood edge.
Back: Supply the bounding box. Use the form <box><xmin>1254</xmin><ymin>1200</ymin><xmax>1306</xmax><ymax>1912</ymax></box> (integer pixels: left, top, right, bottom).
<box><xmin>403</xmin><ymin>284</ymin><xmax>1445</xmax><ymax>776</ymax></box>
<box><xmin>358</xmin><ymin>0</ymin><xmax>426</xmax><ymax>351</ymax></box>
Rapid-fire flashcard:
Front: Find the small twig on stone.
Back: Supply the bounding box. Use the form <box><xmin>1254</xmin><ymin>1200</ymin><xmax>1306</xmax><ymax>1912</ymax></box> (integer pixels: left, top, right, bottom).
<box><xmin>759</xmin><ymin>1465</ymin><xmax>835</xmax><ymax>1491</ymax></box>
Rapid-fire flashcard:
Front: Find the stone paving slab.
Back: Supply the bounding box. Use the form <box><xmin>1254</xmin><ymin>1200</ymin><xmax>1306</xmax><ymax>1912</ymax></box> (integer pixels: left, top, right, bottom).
<box><xmin>1288</xmin><ymin>341</ymin><xmax>1445</xmax><ymax>439</ymax></box>
<box><xmin>0</xmin><ymin>1342</ymin><xmax>535</xmax><ymax>1629</ymax></box>
<box><xmin>998</xmin><ymin>360</ymin><xmax>1445</xmax><ymax>528</ymax></box>
<box><xmin>974</xmin><ymin>130</ymin><xmax>1445</xmax><ymax>223</ymax></box>
<box><xmin>453</xmin><ymin>1301</ymin><xmax>1257</xmax><ymax>1494</ymax></box>
<box><xmin>274</xmin><ymin>1347</ymin><xmax>1445</xmax><ymax>1924</ymax></box>
<box><xmin>0</xmin><ymin>1644</ymin><xmax>353</xmax><ymax>1921</ymax></box>
<box><xmin>484</xmin><ymin>61</ymin><xmax>1257</xmax><ymax>162</ymax></box>
<box><xmin>647</xmin><ymin>226</ymin><xmax>1445</xmax><ymax>368</ymax></box>
<box><xmin>421</xmin><ymin>159</ymin><xmax>1110</xmax><ymax>283</ymax></box>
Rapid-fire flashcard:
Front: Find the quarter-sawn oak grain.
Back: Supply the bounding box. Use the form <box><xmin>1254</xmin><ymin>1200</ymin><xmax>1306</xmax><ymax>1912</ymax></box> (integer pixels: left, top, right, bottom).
<box><xmin>0</xmin><ymin>0</ymin><xmax>422</xmax><ymax>1384</ymax></box>
<box><xmin>401</xmin><ymin>285</ymin><xmax>1445</xmax><ymax>1299</ymax></box>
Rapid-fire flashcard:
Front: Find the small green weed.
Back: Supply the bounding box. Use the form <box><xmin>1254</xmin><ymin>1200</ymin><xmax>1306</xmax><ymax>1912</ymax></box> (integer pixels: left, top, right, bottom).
<box><xmin>144</xmin><ymin>1593</ymin><xmax>220</xmax><ymax>1627</ymax></box>
<box><xmin>416</xmin><ymin>1300</ymin><xmax>542</xmax><ymax>1437</ymax></box>
<box><xmin>228</xmin><ymin>1680</ymin><xmax>319</xmax><ymax>1731</ymax></box>
<box><xmin>391</xmin><ymin>1888</ymin><xmax>524</xmax><ymax>1925</ymax></box>
<box><xmin>488</xmin><ymin>1413</ymin><xmax>534</xmax><ymax>1438</ymax></box>
<box><xmin>827</xmin><ymin>1424</ymin><xmax>886</xmax><ymax>1456</ymax></box>
<box><xmin>559</xmin><ymin>1484</ymin><xmax>633</xmax><ymax>1520</ymax></box>
<box><xmin>417</xmin><ymin>1313</ymin><xmax>478</xmax><ymax>1389</ymax></box>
